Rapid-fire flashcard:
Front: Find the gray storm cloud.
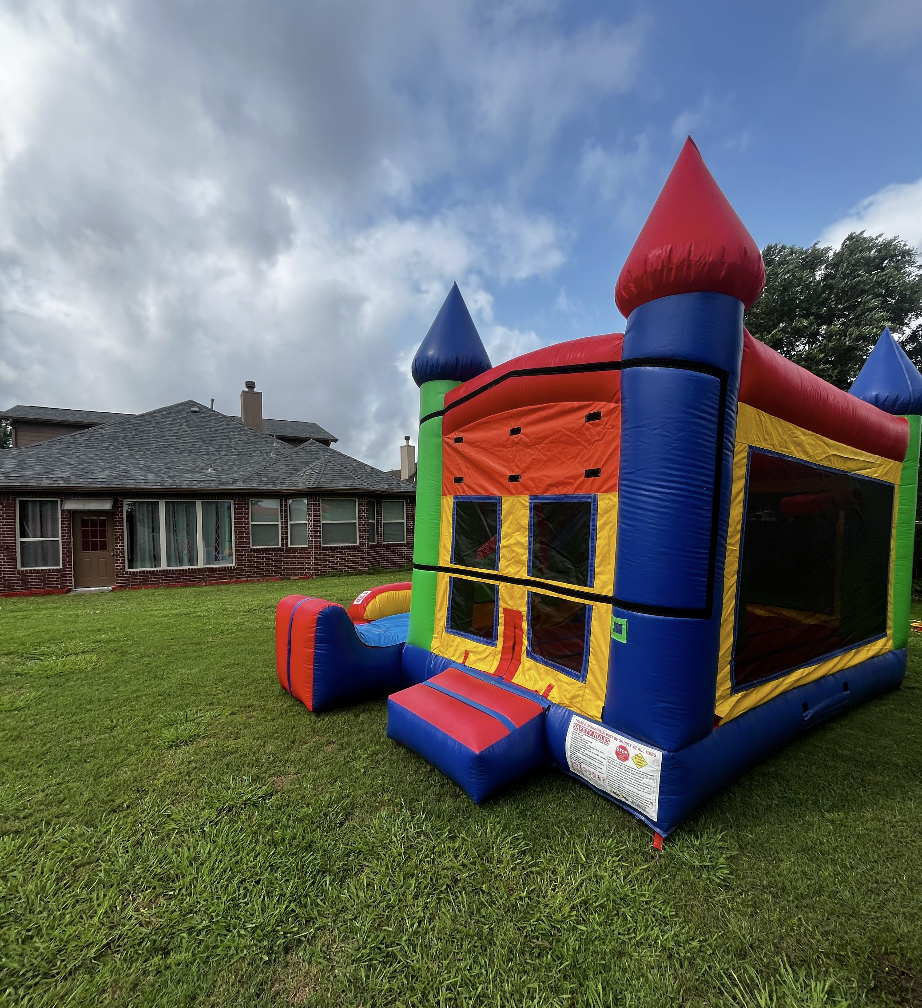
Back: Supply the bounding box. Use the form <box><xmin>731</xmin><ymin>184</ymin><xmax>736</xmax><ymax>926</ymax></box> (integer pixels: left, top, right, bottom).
<box><xmin>0</xmin><ymin>0</ymin><xmax>645</xmax><ymax>467</ymax></box>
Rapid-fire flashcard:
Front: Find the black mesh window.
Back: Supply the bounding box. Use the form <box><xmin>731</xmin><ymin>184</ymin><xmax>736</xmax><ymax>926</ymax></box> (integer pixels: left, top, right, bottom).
<box><xmin>452</xmin><ymin>499</ymin><xmax>500</xmax><ymax>570</ymax></box>
<box><xmin>528</xmin><ymin>592</ymin><xmax>590</xmax><ymax>679</ymax></box>
<box><xmin>529</xmin><ymin>498</ymin><xmax>594</xmax><ymax>587</ymax></box>
<box><xmin>448</xmin><ymin>578</ymin><xmax>498</xmax><ymax>642</ymax></box>
<box><xmin>733</xmin><ymin>450</ymin><xmax>893</xmax><ymax>689</ymax></box>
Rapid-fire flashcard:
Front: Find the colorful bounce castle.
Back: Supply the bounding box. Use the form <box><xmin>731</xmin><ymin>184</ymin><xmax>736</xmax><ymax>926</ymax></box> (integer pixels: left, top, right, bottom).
<box><xmin>276</xmin><ymin>139</ymin><xmax>922</xmax><ymax>838</ymax></box>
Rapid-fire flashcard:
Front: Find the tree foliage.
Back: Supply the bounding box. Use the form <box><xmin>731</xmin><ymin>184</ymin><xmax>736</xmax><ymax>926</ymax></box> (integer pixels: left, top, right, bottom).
<box><xmin>0</xmin><ymin>420</ymin><xmax>11</xmax><ymax>450</ymax></box>
<box><xmin>744</xmin><ymin>232</ymin><xmax>922</xmax><ymax>390</ymax></box>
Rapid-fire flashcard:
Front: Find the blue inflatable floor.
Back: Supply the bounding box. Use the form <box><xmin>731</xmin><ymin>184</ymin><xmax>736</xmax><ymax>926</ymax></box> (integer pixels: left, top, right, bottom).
<box><xmin>355</xmin><ymin>612</ymin><xmax>411</xmax><ymax>647</ymax></box>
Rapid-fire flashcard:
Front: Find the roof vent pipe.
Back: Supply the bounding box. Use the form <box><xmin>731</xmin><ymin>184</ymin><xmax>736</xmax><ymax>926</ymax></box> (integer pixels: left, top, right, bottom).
<box><xmin>241</xmin><ymin>380</ymin><xmax>263</xmax><ymax>431</ymax></box>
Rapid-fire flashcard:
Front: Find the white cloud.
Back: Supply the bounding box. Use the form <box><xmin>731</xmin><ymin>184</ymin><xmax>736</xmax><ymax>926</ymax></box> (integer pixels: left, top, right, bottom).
<box><xmin>0</xmin><ymin>0</ymin><xmax>647</xmax><ymax>469</ymax></box>
<box><xmin>554</xmin><ymin>288</ymin><xmax>578</xmax><ymax>313</ymax></box>
<box><xmin>670</xmin><ymin>97</ymin><xmax>714</xmax><ymax>142</ymax></box>
<box><xmin>810</xmin><ymin>0</ymin><xmax>922</xmax><ymax>54</ymax></box>
<box><xmin>578</xmin><ymin>133</ymin><xmax>650</xmax><ymax>206</ymax></box>
<box><xmin>817</xmin><ymin>177</ymin><xmax>922</xmax><ymax>253</ymax></box>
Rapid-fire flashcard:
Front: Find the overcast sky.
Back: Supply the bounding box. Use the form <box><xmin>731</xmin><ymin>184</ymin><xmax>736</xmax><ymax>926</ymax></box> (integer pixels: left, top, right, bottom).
<box><xmin>2</xmin><ymin>0</ymin><xmax>922</xmax><ymax>470</ymax></box>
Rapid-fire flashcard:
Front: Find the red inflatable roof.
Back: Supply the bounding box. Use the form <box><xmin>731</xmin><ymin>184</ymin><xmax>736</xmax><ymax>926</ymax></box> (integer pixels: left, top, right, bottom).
<box><xmin>442</xmin><ymin>334</ymin><xmax>624</xmax><ymax>434</ymax></box>
<box><xmin>441</xmin><ymin>328</ymin><xmax>907</xmax><ymax>461</ymax></box>
<box><xmin>615</xmin><ymin>138</ymin><xmax>766</xmax><ymax>317</ymax></box>
<box><xmin>739</xmin><ymin>331</ymin><xmax>909</xmax><ymax>462</ymax></box>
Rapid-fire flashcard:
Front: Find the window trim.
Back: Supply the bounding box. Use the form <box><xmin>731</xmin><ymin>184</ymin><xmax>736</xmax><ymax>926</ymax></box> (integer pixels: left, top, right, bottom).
<box><xmin>124</xmin><ymin>499</ymin><xmax>236</xmax><ymax>571</ymax></box>
<box><xmin>16</xmin><ymin>498</ymin><xmax>62</xmax><ymax>570</ymax></box>
<box><xmin>527</xmin><ymin>494</ymin><xmax>598</xmax><ymax>589</ymax></box>
<box><xmin>320</xmin><ymin>497</ymin><xmax>359</xmax><ymax>547</ymax></box>
<box><xmin>382</xmin><ymin>497</ymin><xmax>408</xmax><ymax>545</ymax></box>
<box><xmin>367</xmin><ymin>498</ymin><xmax>377</xmax><ymax>545</ymax></box>
<box><xmin>287</xmin><ymin>497</ymin><xmax>310</xmax><ymax>549</ymax></box>
<box><xmin>249</xmin><ymin>498</ymin><xmax>281</xmax><ymax>550</ymax></box>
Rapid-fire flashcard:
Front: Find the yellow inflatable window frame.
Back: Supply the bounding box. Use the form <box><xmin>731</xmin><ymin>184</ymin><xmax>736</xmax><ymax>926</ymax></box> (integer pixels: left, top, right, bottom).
<box><xmin>716</xmin><ymin>403</ymin><xmax>901</xmax><ymax>722</ymax></box>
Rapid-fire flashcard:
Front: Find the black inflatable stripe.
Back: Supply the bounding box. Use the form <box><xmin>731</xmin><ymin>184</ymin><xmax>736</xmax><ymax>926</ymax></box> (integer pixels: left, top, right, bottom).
<box><xmin>419</xmin><ymin>357</ymin><xmax>728</xmax><ymax>424</ymax></box>
<box><xmin>413</xmin><ymin>562</ymin><xmax>710</xmax><ymax>619</ymax></box>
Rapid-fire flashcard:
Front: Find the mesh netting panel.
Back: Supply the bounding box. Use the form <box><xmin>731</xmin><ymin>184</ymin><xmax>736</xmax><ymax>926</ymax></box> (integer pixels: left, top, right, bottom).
<box><xmin>452</xmin><ymin>500</ymin><xmax>499</xmax><ymax>570</ymax></box>
<box><xmin>733</xmin><ymin>450</ymin><xmax>893</xmax><ymax>688</ymax></box>
<box><xmin>529</xmin><ymin>499</ymin><xmax>593</xmax><ymax>587</ymax></box>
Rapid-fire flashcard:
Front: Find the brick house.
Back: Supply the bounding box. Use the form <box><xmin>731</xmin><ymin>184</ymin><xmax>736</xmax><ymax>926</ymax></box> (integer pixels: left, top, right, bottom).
<box><xmin>0</xmin><ymin>397</ymin><xmax>415</xmax><ymax>596</ymax></box>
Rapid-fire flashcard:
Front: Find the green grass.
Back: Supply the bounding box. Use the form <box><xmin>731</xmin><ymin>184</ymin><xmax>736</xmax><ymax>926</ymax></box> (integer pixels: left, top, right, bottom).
<box><xmin>1</xmin><ymin>570</ymin><xmax>921</xmax><ymax>1007</ymax></box>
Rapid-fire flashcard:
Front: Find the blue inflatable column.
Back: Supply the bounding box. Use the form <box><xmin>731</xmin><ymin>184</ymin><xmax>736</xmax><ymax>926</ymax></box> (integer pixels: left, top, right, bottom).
<box><xmin>604</xmin><ymin>292</ymin><xmax>744</xmax><ymax>751</ymax></box>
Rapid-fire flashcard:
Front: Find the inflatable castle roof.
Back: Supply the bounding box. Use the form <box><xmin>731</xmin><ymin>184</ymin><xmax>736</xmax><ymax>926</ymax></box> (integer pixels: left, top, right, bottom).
<box><xmin>615</xmin><ymin>137</ymin><xmax>765</xmax><ymax>316</ymax></box>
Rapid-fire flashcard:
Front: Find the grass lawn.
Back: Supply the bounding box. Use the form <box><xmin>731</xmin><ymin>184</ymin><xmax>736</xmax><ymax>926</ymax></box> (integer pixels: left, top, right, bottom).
<box><xmin>1</xmin><ymin>570</ymin><xmax>921</xmax><ymax>1007</ymax></box>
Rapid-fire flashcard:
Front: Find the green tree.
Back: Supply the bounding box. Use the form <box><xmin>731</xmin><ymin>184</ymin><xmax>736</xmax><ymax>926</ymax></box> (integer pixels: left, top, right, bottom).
<box><xmin>0</xmin><ymin>420</ymin><xmax>11</xmax><ymax>450</ymax></box>
<box><xmin>745</xmin><ymin>232</ymin><xmax>922</xmax><ymax>390</ymax></box>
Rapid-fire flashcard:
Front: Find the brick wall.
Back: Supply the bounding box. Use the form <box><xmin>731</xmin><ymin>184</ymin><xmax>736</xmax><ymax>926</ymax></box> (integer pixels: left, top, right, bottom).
<box><xmin>309</xmin><ymin>496</ymin><xmax>415</xmax><ymax>577</ymax></box>
<box><xmin>0</xmin><ymin>491</ymin><xmax>414</xmax><ymax>594</ymax></box>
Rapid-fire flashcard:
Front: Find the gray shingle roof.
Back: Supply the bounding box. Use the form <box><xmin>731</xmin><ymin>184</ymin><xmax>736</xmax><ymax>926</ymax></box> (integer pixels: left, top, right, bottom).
<box><xmin>0</xmin><ymin>401</ymin><xmax>413</xmax><ymax>494</ymax></box>
<box><xmin>1</xmin><ymin>404</ymin><xmax>338</xmax><ymax>443</ymax></box>
<box><xmin>261</xmin><ymin>418</ymin><xmax>337</xmax><ymax>442</ymax></box>
<box><xmin>248</xmin><ymin>441</ymin><xmax>415</xmax><ymax>493</ymax></box>
<box><xmin>0</xmin><ymin>405</ymin><xmax>135</xmax><ymax>425</ymax></box>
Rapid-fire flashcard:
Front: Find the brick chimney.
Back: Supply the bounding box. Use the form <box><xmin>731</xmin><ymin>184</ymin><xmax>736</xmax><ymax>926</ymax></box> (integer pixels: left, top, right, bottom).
<box><xmin>400</xmin><ymin>435</ymin><xmax>416</xmax><ymax>481</ymax></box>
<box><xmin>240</xmin><ymin>380</ymin><xmax>263</xmax><ymax>431</ymax></box>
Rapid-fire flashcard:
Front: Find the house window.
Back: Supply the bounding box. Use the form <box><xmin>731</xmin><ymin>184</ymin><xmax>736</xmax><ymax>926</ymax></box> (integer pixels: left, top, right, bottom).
<box><xmin>17</xmin><ymin>499</ymin><xmax>62</xmax><ymax>569</ymax></box>
<box><xmin>202</xmin><ymin>500</ymin><xmax>234</xmax><ymax>564</ymax></box>
<box><xmin>382</xmin><ymin>499</ymin><xmax>407</xmax><ymax>543</ymax></box>
<box><xmin>368</xmin><ymin>500</ymin><xmax>377</xmax><ymax>544</ymax></box>
<box><xmin>125</xmin><ymin>500</ymin><xmax>234</xmax><ymax>570</ymax></box>
<box><xmin>321</xmin><ymin>498</ymin><xmax>358</xmax><ymax>545</ymax></box>
<box><xmin>732</xmin><ymin>450</ymin><xmax>894</xmax><ymax>689</ymax></box>
<box><xmin>529</xmin><ymin>496</ymin><xmax>595</xmax><ymax>587</ymax></box>
<box><xmin>126</xmin><ymin>502</ymin><xmax>161</xmax><ymax>569</ymax></box>
<box><xmin>288</xmin><ymin>498</ymin><xmax>309</xmax><ymax>547</ymax></box>
<box><xmin>166</xmin><ymin>501</ymin><xmax>199</xmax><ymax>567</ymax></box>
<box><xmin>250</xmin><ymin>499</ymin><xmax>280</xmax><ymax>548</ymax></box>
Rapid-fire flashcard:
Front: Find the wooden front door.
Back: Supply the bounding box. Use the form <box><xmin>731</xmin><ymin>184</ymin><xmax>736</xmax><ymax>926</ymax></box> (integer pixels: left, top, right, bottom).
<box><xmin>72</xmin><ymin>512</ymin><xmax>116</xmax><ymax>588</ymax></box>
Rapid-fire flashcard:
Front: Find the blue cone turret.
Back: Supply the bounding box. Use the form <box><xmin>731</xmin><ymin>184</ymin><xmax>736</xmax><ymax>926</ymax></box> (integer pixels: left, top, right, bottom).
<box><xmin>411</xmin><ymin>282</ymin><xmax>491</xmax><ymax>387</ymax></box>
<box><xmin>849</xmin><ymin>327</ymin><xmax>922</xmax><ymax>415</ymax></box>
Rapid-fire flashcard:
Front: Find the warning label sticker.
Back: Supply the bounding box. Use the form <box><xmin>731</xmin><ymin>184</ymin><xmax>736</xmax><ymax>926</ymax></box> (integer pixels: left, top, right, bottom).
<box><xmin>564</xmin><ymin>716</ymin><xmax>663</xmax><ymax>820</ymax></box>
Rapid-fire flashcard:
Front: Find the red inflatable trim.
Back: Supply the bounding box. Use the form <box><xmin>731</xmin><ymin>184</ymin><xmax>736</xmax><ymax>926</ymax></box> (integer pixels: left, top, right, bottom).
<box><xmin>443</xmin><ymin>333</ymin><xmax>623</xmax><ymax>435</ymax></box>
<box><xmin>739</xmin><ymin>331</ymin><xmax>909</xmax><ymax>462</ymax></box>
<box><xmin>615</xmin><ymin>138</ymin><xmax>765</xmax><ymax>318</ymax></box>
<box><xmin>275</xmin><ymin>594</ymin><xmax>303</xmax><ymax>695</ymax></box>
<box><xmin>495</xmin><ymin>608</ymin><xmax>524</xmax><ymax>680</ymax></box>
<box><xmin>275</xmin><ymin>595</ymin><xmax>338</xmax><ymax>710</ymax></box>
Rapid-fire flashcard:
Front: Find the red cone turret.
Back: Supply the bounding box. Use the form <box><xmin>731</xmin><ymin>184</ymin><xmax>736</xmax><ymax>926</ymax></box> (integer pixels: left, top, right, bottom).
<box><xmin>615</xmin><ymin>138</ymin><xmax>765</xmax><ymax>318</ymax></box>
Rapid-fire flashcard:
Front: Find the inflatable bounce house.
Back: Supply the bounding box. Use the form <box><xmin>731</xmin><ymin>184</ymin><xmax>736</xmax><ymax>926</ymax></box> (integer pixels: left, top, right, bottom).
<box><xmin>277</xmin><ymin>138</ymin><xmax>922</xmax><ymax>840</ymax></box>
